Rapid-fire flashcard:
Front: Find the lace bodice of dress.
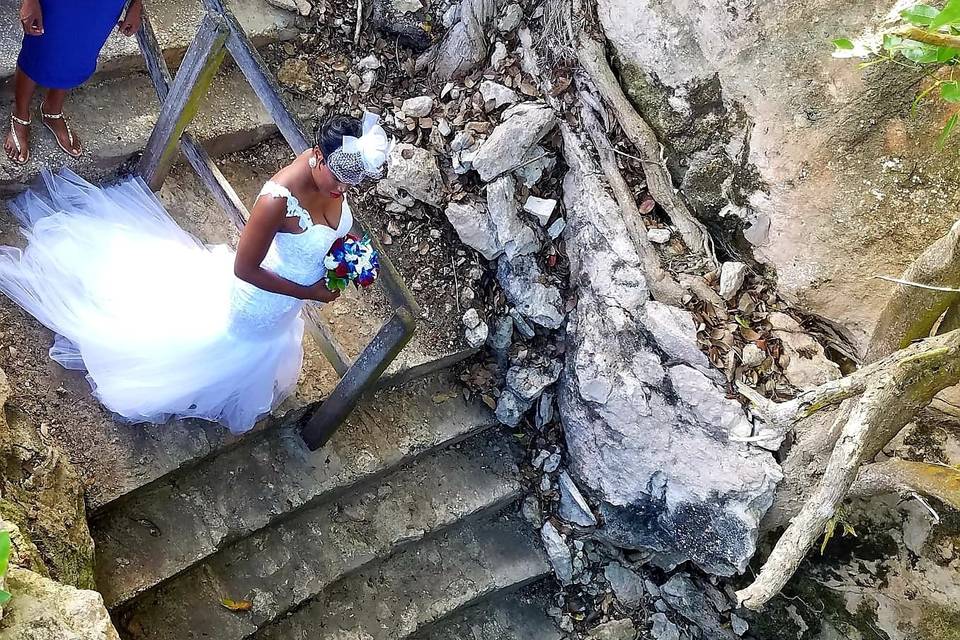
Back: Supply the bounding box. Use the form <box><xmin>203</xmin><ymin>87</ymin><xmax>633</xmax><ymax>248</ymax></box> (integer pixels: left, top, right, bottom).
<box><xmin>228</xmin><ymin>181</ymin><xmax>352</xmax><ymax>336</ymax></box>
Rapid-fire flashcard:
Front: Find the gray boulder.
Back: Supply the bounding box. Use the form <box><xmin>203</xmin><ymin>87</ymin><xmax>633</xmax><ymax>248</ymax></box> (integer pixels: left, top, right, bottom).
<box><xmin>496</xmin><ymin>255</ymin><xmax>564</xmax><ymax>329</ymax></box>
<box><xmin>1</xmin><ymin>568</ymin><xmax>120</xmax><ymax>639</ymax></box>
<box><xmin>485</xmin><ymin>176</ymin><xmax>539</xmax><ymax>259</ymax></box>
<box><xmin>379</xmin><ymin>143</ymin><xmax>445</xmax><ymax>208</ymax></box>
<box><xmin>558</xmin><ymin>127</ymin><xmax>781</xmax><ymax>576</ymax></box>
<box><xmin>474</xmin><ymin>102</ymin><xmax>557</xmax><ymax>181</ymax></box>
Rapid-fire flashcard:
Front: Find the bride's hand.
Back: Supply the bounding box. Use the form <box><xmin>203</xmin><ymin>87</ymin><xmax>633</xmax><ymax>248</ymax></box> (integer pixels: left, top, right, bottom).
<box><xmin>20</xmin><ymin>0</ymin><xmax>43</xmax><ymax>36</ymax></box>
<box><xmin>306</xmin><ymin>280</ymin><xmax>341</xmax><ymax>303</ymax></box>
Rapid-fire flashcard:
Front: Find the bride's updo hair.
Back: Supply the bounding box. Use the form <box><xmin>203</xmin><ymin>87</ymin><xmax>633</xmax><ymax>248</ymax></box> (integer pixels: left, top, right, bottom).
<box><xmin>315</xmin><ymin>115</ymin><xmax>363</xmax><ymax>159</ymax></box>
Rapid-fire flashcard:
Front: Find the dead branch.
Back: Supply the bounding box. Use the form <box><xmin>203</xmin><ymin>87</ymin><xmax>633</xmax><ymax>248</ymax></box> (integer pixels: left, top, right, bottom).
<box><xmin>896</xmin><ymin>25</ymin><xmax>960</xmax><ymax>51</ymax></box>
<box><xmin>850</xmin><ymin>459</ymin><xmax>960</xmax><ymax>511</ymax></box>
<box><xmin>736</xmin><ymin>329</ymin><xmax>960</xmax><ymax>609</ymax></box>
<box><xmin>570</xmin><ymin>8</ymin><xmax>717</xmax><ymax>267</ymax></box>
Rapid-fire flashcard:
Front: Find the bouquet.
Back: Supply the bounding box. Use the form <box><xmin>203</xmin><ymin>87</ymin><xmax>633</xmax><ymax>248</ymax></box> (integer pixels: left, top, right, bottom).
<box><xmin>323</xmin><ymin>233</ymin><xmax>380</xmax><ymax>292</ymax></box>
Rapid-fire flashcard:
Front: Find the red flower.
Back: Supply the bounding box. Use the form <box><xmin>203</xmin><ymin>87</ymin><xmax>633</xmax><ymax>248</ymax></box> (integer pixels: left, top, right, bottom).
<box><xmin>335</xmin><ymin>263</ymin><xmax>349</xmax><ymax>277</ymax></box>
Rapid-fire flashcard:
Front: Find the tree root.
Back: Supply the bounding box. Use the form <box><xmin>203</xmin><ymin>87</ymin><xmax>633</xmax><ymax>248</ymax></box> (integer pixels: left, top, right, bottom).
<box><xmin>850</xmin><ymin>459</ymin><xmax>960</xmax><ymax>510</ymax></box>
<box><xmin>572</xmin><ymin>25</ymin><xmax>717</xmax><ymax>267</ymax></box>
<box><xmin>736</xmin><ymin>329</ymin><xmax>960</xmax><ymax>609</ymax></box>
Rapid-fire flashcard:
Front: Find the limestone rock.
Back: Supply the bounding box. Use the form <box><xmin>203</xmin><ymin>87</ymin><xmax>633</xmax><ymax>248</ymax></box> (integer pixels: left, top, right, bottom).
<box><xmin>445</xmin><ymin>201</ymin><xmax>500</xmax><ymax>260</ymax></box>
<box><xmin>379</xmin><ymin>144</ymin><xmax>445</xmax><ymax>207</ymax></box>
<box><xmin>558</xmin><ymin>471</ymin><xmax>597</xmax><ymax>527</ymax></box>
<box><xmin>604</xmin><ymin>563</ymin><xmax>645</xmax><ymax>608</ymax></box>
<box><xmin>540</xmin><ymin>522</ymin><xmax>573</xmax><ymax>584</ymax></box>
<box><xmin>719</xmin><ymin>262</ymin><xmax>748</xmax><ymax>301</ymax></box>
<box><xmin>496</xmin><ymin>255</ymin><xmax>564</xmax><ymax>329</ymax></box>
<box><xmin>498</xmin><ymin>4</ymin><xmax>524</xmax><ymax>32</ymax></box>
<box><xmin>661</xmin><ymin>574</ymin><xmax>737</xmax><ymax>640</ymax></box>
<box><xmin>647</xmin><ymin>228</ymin><xmax>671</xmax><ymax>244</ymax></box>
<box><xmin>642</xmin><ymin>301</ymin><xmax>714</xmax><ymax>374</ymax></box>
<box><xmin>730</xmin><ymin>613</ymin><xmax>749</xmax><ymax>636</ymax></box>
<box><xmin>514</xmin><ymin>145</ymin><xmax>556</xmax><ymax>188</ymax></box>
<box><xmin>589</xmin><ymin>618</ymin><xmax>638</xmax><ymax>640</ymax></box>
<box><xmin>462</xmin><ymin>309</ymin><xmax>488</xmax><ymax>349</ymax></box>
<box><xmin>474</xmin><ymin>102</ymin><xmax>557</xmax><ymax>181</ymax></box>
<box><xmin>424</xmin><ymin>0</ymin><xmax>497</xmax><ymax>78</ymax></box>
<box><xmin>495</xmin><ymin>389</ymin><xmax>528</xmax><ymax>427</ymax></box>
<box><xmin>559</xmin><ymin>128</ymin><xmax>780</xmax><ymax>576</ymax></box>
<box><xmin>523</xmin><ymin>196</ymin><xmax>556</xmax><ymax>226</ymax></box>
<box><xmin>479</xmin><ymin>80</ymin><xmax>520</xmax><ymax>110</ymax></box>
<box><xmin>650</xmin><ymin>613</ymin><xmax>680</xmax><ymax>640</ymax></box>
<box><xmin>741</xmin><ymin>342</ymin><xmax>765</xmax><ymax>369</ymax></box>
<box><xmin>767</xmin><ymin>312</ymin><xmax>841</xmax><ymax>389</ymax></box>
<box><xmin>401</xmin><ymin>96</ymin><xmax>434</xmax><ymax>118</ymax></box>
<box><xmin>266</xmin><ymin>0</ymin><xmax>312</xmax><ymax>15</ymax></box>
<box><xmin>485</xmin><ymin>176</ymin><xmax>539</xmax><ymax>259</ymax></box>
<box><xmin>0</xmin><ymin>567</ymin><xmax>119</xmax><ymax>640</ymax></box>
<box><xmin>505</xmin><ymin>360</ymin><xmax>562</xmax><ymax>401</ymax></box>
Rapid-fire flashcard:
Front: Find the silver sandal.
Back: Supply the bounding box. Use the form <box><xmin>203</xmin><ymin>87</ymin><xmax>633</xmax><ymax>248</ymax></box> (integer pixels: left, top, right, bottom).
<box><xmin>8</xmin><ymin>112</ymin><xmax>31</xmax><ymax>165</ymax></box>
<box><xmin>40</xmin><ymin>101</ymin><xmax>81</xmax><ymax>158</ymax></box>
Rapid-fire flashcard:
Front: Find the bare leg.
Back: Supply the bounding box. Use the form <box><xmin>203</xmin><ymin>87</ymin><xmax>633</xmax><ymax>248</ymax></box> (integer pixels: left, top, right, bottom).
<box><xmin>40</xmin><ymin>87</ymin><xmax>81</xmax><ymax>157</ymax></box>
<box><xmin>4</xmin><ymin>68</ymin><xmax>37</xmax><ymax>163</ymax></box>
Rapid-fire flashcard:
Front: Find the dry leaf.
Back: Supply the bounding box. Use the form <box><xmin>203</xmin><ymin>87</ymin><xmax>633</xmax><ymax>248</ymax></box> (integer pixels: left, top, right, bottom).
<box><xmin>221</xmin><ymin>599</ymin><xmax>253</xmax><ymax>612</ymax></box>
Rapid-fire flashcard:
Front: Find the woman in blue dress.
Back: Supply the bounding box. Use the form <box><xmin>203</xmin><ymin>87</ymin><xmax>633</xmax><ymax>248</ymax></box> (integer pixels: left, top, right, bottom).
<box><xmin>4</xmin><ymin>0</ymin><xmax>143</xmax><ymax>164</ymax></box>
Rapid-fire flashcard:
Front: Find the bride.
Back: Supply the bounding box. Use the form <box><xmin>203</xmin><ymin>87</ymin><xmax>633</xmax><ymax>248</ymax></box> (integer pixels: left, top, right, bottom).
<box><xmin>0</xmin><ymin>112</ymin><xmax>391</xmax><ymax>433</ymax></box>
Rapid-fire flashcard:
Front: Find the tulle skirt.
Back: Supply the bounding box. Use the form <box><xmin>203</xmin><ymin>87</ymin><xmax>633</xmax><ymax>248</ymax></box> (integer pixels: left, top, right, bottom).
<box><xmin>0</xmin><ymin>169</ymin><xmax>304</xmax><ymax>433</ymax></box>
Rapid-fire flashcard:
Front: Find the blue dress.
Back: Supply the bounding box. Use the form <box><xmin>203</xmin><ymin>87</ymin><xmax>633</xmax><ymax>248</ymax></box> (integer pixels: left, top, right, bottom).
<box><xmin>18</xmin><ymin>0</ymin><xmax>128</xmax><ymax>90</ymax></box>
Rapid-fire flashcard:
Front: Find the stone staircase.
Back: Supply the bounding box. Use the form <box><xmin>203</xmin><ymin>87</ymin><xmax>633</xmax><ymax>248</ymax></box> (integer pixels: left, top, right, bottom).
<box><xmin>0</xmin><ymin>1</ymin><xmax>559</xmax><ymax>638</ymax></box>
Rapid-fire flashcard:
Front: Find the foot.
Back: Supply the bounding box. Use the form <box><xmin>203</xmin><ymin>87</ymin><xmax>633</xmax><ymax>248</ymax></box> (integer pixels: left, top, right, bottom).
<box><xmin>4</xmin><ymin>113</ymin><xmax>31</xmax><ymax>165</ymax></box>
<box><xmin>40</xmin><ymin>104</ymin><xmax>81</xmax><ymax>158</ymax></box>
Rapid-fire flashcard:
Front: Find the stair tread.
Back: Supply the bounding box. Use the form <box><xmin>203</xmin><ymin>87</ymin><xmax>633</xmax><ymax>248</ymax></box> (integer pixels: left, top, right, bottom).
<box><xmin>256</xmin><ymin>514</ymin><xmax>550</xmax><ymax>640</ymax></box>
<box><xmin>117</xmin><ymin>431</ymin><xmax>522</xmax><ymax>640</ymax></box>
<box><xmin>0</xmin><ymin>0</ymin><xmax>297</xmax><ymax>87</ymax></box>
<box><xmin>93</xmin><ymin>373</ymin><xmax>496</xmax><ymax>609</ymax></box>
<box><xmin>0</xmin><ymin>65</ymin><xmax>278</xmax><ymax>193</ymax></box>
<box><xmin>415</xmin><ymin>584</ymin><xmax>561</xmax><ymax>640</ymax></box>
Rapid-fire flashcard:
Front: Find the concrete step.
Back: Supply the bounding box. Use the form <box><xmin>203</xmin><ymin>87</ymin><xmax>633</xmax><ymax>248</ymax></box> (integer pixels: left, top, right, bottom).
<box><xmin>0</xmin><ymin>0</ymin><xmax>298</xmax><ymax>89</ymax></box>
<box><xmin>92</xmin><ymin>372</ymin><xmax>497</xmax><ymax>609</ymax></box>
<box><xmin>0</xmin><ymin>65</ymin><xmax>278</xmax><ymax>194</ymax></box>
<box><xmin>414</xmin><ymin>583</ymin><xmax>561</xmax><ymax>640</ymax></box>
<box><xmin>256</xmin><ymin>514</ymin><xmax>550</xmax><ymax>640</ymax></box>
<box><xmin>115</xmin><ymin>431</ymin><xmax>522</xmax><ymax>640</ymax></box>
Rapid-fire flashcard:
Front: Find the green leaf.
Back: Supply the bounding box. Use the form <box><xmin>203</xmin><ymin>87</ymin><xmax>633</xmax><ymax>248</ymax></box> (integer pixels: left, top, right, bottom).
<box><xmin>901</xmin><ymin>41</ymin><xmax>944</xmax><ymax>63</ymax></box>
<box><xmin>883</xmin><ymin>34</ymin><xmax>904</xmax><ymax>53</ymax></box>
<box><xmin>0</xmin><ymin>531</ymin><xmax>10</xmax><ymax>578</ymax></box>
<box><xmin>0</xmin><ymin>590</ymin><xmax>10</xmax><ymax>606</ymax></box>
<box><xmin>901</xmin><ymin>4</ymin><xmax>940</xmax><ymax>26</ymax></box>
<box><xmin>942</xmin><ymin>81</ymin><xmax>960</xmax><ymax>102</ymax></box>
<box><xmin>931</xmin><ymin>0</ymin><xmax>960</xmax><ymax>29</ymax></box>
<box><xmin>832</xmin><ymin>38</ymin><xmax>855</xmax><ymax>50</ymax></box>
<box><xmin>821</xmin><ymin>516</ymin><xmax>837</xmax><ymax>555</ymax></box>
<box><xmin>937</xmin><ymin>113</ymin><xmax>959</xmax><ymax>149</ymax></box>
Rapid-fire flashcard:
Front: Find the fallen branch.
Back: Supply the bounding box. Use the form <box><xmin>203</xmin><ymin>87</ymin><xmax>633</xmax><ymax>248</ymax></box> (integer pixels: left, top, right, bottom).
<box><xmin>896</xmin><ymin>25</ymin><xmax>960</xmax><ymax>51</ymax></box>
<box><xmin>571</xmin><ymin>15</ymin><xmax>717</xmax><ymax>267</ymax></box>
<box><xmin>736</xmin><ymin>329</ymin><xmax>960</xmax><ymax>609</ymax></box>
<box><xmin>850</xmin><ymin>458</ymin><xmax>960</xmax><ymax>511</ymax></box>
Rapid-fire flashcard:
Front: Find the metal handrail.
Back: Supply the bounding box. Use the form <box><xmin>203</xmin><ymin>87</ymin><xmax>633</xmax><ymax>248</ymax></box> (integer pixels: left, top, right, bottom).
<box><xmin>134</xmin><ymin>1</ymin><xmax>420</xmax><ymax>450</ymax></box>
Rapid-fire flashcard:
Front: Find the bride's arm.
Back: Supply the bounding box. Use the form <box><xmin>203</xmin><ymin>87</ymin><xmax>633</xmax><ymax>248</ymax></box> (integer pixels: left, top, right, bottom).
<box><xmin>234</xmin><ymin>197</ymin><xmax>339</xmax><ymax>303</ymax></box>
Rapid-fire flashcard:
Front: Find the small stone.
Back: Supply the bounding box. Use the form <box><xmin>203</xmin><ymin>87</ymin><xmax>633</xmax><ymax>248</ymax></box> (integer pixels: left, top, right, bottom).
<box><xmin>588</xmin><ymin>618</ymin><xmax>638</xmax><ymax>640</ymax></box>
<box><xmin>541</xmin><ymin>522</ymin><xmax>574</xmax><ymax>584</ymax></box>
<box><xmin>437</xmin><ymin>118</ymin><xmax>452</xmax><ymax>137</ymax></box>
<box><xmin>488</xmin><ymin>315</ymin><xmax>513</xmax><ymax>355</ymax></box>
<box><xmin>465</xmin><ymin>321</ymin><xmax>488</xmax><ymax>349</ymax></box>
<box><xmin>547</xmin><ymin>218</ymin><xmax>566</xmax><ymax>239</ymax></box>
<box><xmin>542</xmin><ymin>452</ymin><xmax>561</xmax><ymax>473</ymax></box>
<box><xmin>644</xmin><ymin>579</ymin><xmax>661</xmax><ymax>598</ymax></box>
<box><xmin>521</xmin><ymin>495</ymin><xmax>543</xmax><ymax>527</ymax></box>
<box><xmin>719</xmin><ymin>261</ymin><xmax>748</xmax><ymax>301</ymax></box>
<box><xmin>523</xmin><ymin>196</ymin><xmax>557</xmax><ymax>226</ymax></box>
<box><xmin>730</xmin><ymin>613</ymin><xmax>749</xmax><ymax>636</ymax></box>
<box><xmin>356</xmin><ymin>54</ymin><xmax>381</xmax><ymax>70</ymax></box>
<box><xmin>509</xmin><ymin>308</ymin><xmax>537</xmax><ymax>339</ymax></box>
<box><xmin>558</xmin><ymin>471</ymin><xmax>598</xmax><ymax>527</ymax></box>
<box><xmin>647</xmin><ymin>227</ymin><xmax>671</xmax><ymax>244</ymax></box>
<box><xmin>532</xmin><ymin>450</ymin><xmax>550</xmax><ymax>469</ymax></box>
<box><xmin>462</xmin><ymin>308</ymin><xmax>481</xmax><ymax>330</ymax></box>
<box><xmin>480</xmin><ymin>80</ymin><xmax>521</xmax><ymax>110</ymax></box>
<box><xmin>498</xmin><ymin>3</ymin><xmax>524</xmax><ymax>32</ymax></box>
<box><xmin>491</xmin><ymin>41</ymin><xmax>509</xmax><ymax>70</ymax></box>
<box><xmin>277</xmin><ymin>58</ymin><xmax>314</xmax><ymax>90</ymax></box>
<box><xmin>450</xmin><ymin>131</ymin><xmax>476</xmax><ymax>152</ymax></box>
<box><xmin>495</xmin><ymin>389</ymin><xmax>531</xmax><ymax>427</ymax></box>
<box><xmin>402</xmin><ymin>96</ymin><xmax>434</xmax><ymax>117</ymax></box>
<box><xmin>506</xmin><ymin>360</ymin><xmax>563</xmax><ymax>401</ymax></box>
<box><xmin>539</xmin><ymin>475</ymin><xmax>552</xmax><ymax>492</ymax></box>
<box><xmin>604</xmin><ymin>563</ymin><xmax>645</xmax><ymax>608</ymax></box>
<box><xmin>535</xmin><ymin>391</ymin><xmax>554</xmax><ymax>429</ymax></box>
<box><xmin>741</xmin><ymin>343</ymin><xmax>765</xmax><ymax>369</ymax></box>
<box><xmin>650</xmin><ymin>613</ymin><xmax>679</xmax><ymax>640</ymax></box>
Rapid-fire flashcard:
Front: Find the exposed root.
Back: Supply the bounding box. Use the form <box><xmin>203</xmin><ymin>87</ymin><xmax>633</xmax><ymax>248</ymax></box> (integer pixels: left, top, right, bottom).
<box><xmin>736</xmin><ymin>329</ymin><xmax>960</xmax><ymax>610</ymax></box>
<box><xmin>867</xmin><ymin>220</ymin><xmax>960</xmax><ymax>361</ymax></box>
<box><xmin>850</xmin><ymin>459</ymin><xmax>960</xmax><ymax>511</ymax></box>
<box><xmin>569</xmin><ymin>4</ymin><xmax>717</xmax><ymax>267</ymax></box>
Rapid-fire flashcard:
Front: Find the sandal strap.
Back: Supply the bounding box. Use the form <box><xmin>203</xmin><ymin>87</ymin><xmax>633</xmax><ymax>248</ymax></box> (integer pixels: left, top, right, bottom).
<box><xmin>39</xmin><ymin>102</ymin><xmax>64</xmax><ymax>119</ymax></box>
<box><xmin>11</xmin><ymin>113</ymin><xmax>31</xmax><ymax>127</ymax></box>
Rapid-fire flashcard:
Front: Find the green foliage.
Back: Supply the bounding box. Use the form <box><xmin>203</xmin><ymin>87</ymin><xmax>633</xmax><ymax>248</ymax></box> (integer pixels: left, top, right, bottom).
<box><xmin>0</xmin><ymin>530</ymin><xmax>11</xmax><ymax>605</ymax></box>
<box><xmin>833</xmin><ymin>2</ymin><xmax>960</xmax><ymax>147</ymax></box>
<box><xmin>821</xmin><ymin>507</ymin><xmax>857</xmax><ymax>554</ymax></box>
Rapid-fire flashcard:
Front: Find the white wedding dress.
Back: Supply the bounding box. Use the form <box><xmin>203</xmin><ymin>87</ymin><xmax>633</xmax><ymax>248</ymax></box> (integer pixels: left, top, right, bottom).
<box><xmin>0</xmin><ymin>169</ymin><xmax>351</xmax><ymax>433</ymax></box>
